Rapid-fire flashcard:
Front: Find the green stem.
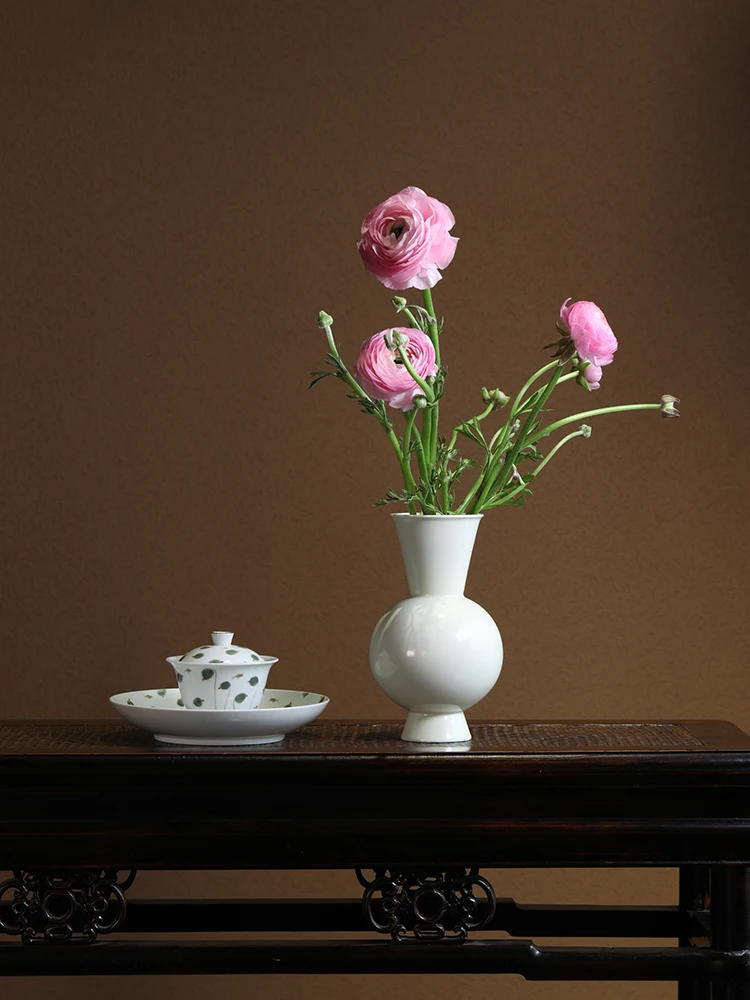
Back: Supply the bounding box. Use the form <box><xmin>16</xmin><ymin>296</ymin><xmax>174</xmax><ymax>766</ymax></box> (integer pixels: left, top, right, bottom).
<box><xmin>421</xmin><ymin>407</ymin><xmax>432</xmax><ymax>470</ymax></box>
<box><xmin>422</xmin><ymin>288</ymin><xmax>441</xmax><ymax>468</ymax></box>
<box><xmin>509</xmin><ymin>360</ymin><xmax>558</xmax><ymax>419</ymax></box>
<box><xmin>457</xmin><ymin>406</ymin><xmax>517</xmax><ymax>515</ymax></box>
<box><xmin>400</xmin><ymin>306</ymin><xmax>421</xmax><ymax>329</ymax></box>
<box><xmin>484</xmin><ymin>371</ymin><xmax>577</xmax><ymax>456</ymax></box>
<box><xmin>421</xmin><ymin>287</ymin><xmax>440</xmax><ymax>364</ymax></box>
<box><xmin>521</xmin><ymin>369</ymin><xmax>578</xmax><ymax>402</ymax></box>
<box><xmin>401</xmin><ymin>410</ymin><xmax>418</xmax><ymax>514</ymax></box>
<box><xmin>412</xmin><ymin>424</ymin><xmax>430</xmax><ymax>489</ymax></box>
<box><xmin>384</xmin><ymin>425</ymin><xmax>405</xmax><ymax>469</ymax></box>
<box><xmin>395</xmin><ymin>344</ymin><xmax>434</xmax><ymax>401</ymax></box>
<box><xmin>527</xmin><ymin>403</ymin><xmax>661</xmax><ymax>447</ymax></box>
<box><xmin>322</xmin><ymin>323</ymin><xmax>374</xmax><ymax>404</ymax></box>
<box><xmin>480</xmin><ymin>428</ymin><xmax>590</xmax><ymax>510</ymax></box>
<box><xmin>470</xmin><ymin>362</ymin><xmax>566</xmax><ymax>513</ymax></box>
<box><xmin>485</xmin><ymin>364</ymin><xmax>559</xmax><ymax>457</ymax></box>
<box><xmin>455</xmin><ymin>452</ymin><xmax>494</xmax><ymax>514</ymax></box>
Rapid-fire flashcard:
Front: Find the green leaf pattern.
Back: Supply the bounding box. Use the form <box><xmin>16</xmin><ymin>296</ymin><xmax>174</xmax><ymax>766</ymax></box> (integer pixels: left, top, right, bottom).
<box><xmin>123</xmin><ymin>688</ymin><xmax>328</xmax><ymax>719</ymax></box>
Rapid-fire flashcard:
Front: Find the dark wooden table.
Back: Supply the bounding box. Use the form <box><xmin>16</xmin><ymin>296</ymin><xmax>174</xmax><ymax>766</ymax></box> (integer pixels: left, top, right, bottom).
<box><xmin>1</xmin><ymin>718</ymin><xmax>750</xmax><ymax>996</ymax></box>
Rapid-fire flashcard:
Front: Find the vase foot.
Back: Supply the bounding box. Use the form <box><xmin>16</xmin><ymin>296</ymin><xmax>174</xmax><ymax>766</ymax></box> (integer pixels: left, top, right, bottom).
<box><xmin>401</xmin><ymin>709</ymin><xmax>471</xmax><ymax>744</ymax></box>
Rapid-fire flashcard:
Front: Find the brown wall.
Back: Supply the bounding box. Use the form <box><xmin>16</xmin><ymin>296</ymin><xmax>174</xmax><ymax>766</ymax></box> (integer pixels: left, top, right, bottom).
<box><xmin>2</xmin><ymin>1</ymin><xmax>749</xmax><ymax>997</ymax></box>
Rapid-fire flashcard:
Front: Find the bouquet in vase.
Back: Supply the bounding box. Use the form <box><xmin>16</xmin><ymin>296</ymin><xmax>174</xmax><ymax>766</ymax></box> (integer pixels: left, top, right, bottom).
<box><xmin>313</xmin><ymin>186</ymin><xmax>679</xmax><ymax>743</ymax></box>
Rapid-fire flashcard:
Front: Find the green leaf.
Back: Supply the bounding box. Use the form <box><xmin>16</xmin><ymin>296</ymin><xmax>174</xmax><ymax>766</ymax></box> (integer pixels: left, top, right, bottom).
<box><xmin>251</xmin><ymin>653</ymin><xmax>260</xmax><ymax>661</ymax></box>
<box><xmin>219</xmin><ymin>681</ymin><xmax>231</xmax><ymax>690</ymax></box>
<box><xmin>201</xmin><ymin>667</ymin><xmax>215</xmax><ymax>680</ymax></box>
<box><xmin>226</xmin><ymin>649</ymin><xmax>239</xmax><ymax>655</ymax></box>
<box><xmin>234</xmin><ymin>692</ymin><xmax>247</xmax><ymax>704</ymax></box>
<box><xmin>157</xmin><ymin>689</ymin><xmax>166</xmax><ymax>697</ymax></box>
<box><xmin>176</xmin><ymin>673</ymin><xmax>183</xmax><ymax>683</ymax></box>
<box><xmin>193</xmin><ymin>697</ymin><xmax>204</xmax><ymax>707</ymax></box>
<box><xmin>177</xmin><ymin>698</ymin><xmax>184</xmax><ymax>707</ymax></box>
<box><xmin>249</xmin><ymin>676</ymin><xmax>259</xmax><ymax>686</ymax></box>
<box><xmin>126</xmin><ymin>698</ymin><xmax>134</xmax><ymax>706</ymax></box>
<box><xmin>193</xmin><ymin>653</ymin><xmax>204</xmax><ymax>659</ymax></box>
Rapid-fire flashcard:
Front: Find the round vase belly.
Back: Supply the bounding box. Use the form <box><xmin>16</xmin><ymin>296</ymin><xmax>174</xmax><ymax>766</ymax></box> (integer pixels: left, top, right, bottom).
<box><xmin>369</xmin><ymin>513</ymin><xmax>503</xmax><ymax>743</ymax></box>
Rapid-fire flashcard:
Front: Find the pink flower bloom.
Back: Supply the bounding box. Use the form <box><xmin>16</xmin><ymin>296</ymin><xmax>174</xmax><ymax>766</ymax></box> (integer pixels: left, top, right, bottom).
<box><xmin>357</xmin><ymin>186</ymin><xmax>458</xmax><ymax>290</ymax></box>
<box><xmin>354</xmin><ymin>327</ymin><xmax>438</xmax><ymax>410</ymax></box>
<box><xmin>582</xmin><ymin>362</ymin><xmax>603</xmax><ymax>391</ymax></box>
<box><xmin>559</xmin><ymin>298</ymin><xmax>618</xmax><ymax>368</ymax></box>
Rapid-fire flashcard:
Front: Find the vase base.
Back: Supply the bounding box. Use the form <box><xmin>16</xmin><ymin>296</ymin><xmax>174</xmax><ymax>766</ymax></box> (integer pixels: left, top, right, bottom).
<box><xmin>401</xmin><ymin>710</ymin><xmax>471</xmax><ymax>744</ymax></box>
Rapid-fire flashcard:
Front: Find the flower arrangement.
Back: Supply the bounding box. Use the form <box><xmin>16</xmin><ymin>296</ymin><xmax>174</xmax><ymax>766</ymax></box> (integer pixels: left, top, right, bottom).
<box><xmin>313</xmin><ymin>186</ymin><xmax>679</xmax><ymax>515</ymax></box>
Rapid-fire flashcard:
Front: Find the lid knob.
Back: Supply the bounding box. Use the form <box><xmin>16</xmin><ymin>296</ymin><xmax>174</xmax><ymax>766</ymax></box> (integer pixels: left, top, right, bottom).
<box><xmin>211</xmin><ymin>631</ymin><xmax>234</xmax><ymax>646</ymax></box>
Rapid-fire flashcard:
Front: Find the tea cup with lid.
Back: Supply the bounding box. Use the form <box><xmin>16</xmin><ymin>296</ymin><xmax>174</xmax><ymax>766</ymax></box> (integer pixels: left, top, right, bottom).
<box><xmin>166</xmin><ymin>631</ymin><xmax>278</xmax><ymax>710</ymax></box>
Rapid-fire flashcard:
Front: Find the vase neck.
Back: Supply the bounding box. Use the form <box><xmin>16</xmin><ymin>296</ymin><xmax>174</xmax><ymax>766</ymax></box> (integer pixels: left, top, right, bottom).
<box><xmin>393</xmin><ymin>514</ymin><xmax>483</xmax><ymax>596</ymax></box>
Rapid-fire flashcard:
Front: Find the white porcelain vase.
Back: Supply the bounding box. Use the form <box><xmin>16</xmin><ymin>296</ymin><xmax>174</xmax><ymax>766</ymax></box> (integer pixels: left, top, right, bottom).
<box><xmin>370</xmin><ymin>513</ymin><xmax>503</xmax><ymax>743</ymax></box>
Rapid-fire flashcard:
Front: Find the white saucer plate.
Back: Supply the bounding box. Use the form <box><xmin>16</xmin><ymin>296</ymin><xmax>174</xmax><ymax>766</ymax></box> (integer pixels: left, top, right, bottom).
<box><xmin>110</xmin><ymin>688</ymin><xmax>329</xmax><ymax>746</ymax></box>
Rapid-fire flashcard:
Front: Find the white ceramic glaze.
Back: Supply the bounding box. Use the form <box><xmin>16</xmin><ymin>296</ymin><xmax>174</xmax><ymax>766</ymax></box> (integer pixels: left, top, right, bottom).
<box><xmin>110</xmin><ymin>688</ymin><xmax>329</xmax><ymax>745</ymax></box>
<box><xmin>370</xmin><ymin>513</ymin><xmax>503</xmax><ymax>743</ymax></box>
<box><xmin>179</xmin><ymin>631</ymin><xmax>262</xmax><ymax>665</ymax></box>
<box><xmin>166</xmin><ymin>631</ymin><xmax>277</xmax><ymax>710</ymax></box>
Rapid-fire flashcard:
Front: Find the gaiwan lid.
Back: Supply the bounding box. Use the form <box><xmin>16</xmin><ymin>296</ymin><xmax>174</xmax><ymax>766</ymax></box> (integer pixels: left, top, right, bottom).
<box><xmin>179</xmin><ymin>631</ymin><xmax>265</xmax><ymax>666</ymax></box>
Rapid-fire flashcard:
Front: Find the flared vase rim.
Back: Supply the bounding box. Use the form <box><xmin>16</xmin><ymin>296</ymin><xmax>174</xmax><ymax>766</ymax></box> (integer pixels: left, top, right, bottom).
<box><xmin>390</xmin><ymin>512</ymin><xmax>483</xmax><ymax>520</ymax></box>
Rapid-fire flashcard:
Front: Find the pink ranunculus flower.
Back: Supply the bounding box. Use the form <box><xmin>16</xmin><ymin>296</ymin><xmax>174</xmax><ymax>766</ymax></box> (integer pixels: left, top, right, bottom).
<box><xmin>559</xmin><ymin>298</ymin><xmax>618</xmax><ymax>368</ymax></box>
<box><xmin>353</xmin><ymin>327</ymin><xmax>438</xmax><ymax>410</ymax></box>
<box><xmin>357</xmin><ymin>186</ymin><xmax>458</xmax><ymax>290</ymax></box>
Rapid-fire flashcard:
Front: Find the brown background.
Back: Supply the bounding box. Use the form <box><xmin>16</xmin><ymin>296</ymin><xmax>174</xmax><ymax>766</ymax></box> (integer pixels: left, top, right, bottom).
<box><xmin>2</xmin><ymin>0</ymin><xmax>748</xmax><ymax>997</ymax></box>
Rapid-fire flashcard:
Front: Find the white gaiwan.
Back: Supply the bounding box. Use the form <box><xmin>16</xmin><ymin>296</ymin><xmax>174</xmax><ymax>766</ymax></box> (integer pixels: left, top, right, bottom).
<box><xmin>166</xmin><ymin>631</ymin><xmax>278</xmax><ymax>711</ymax></box>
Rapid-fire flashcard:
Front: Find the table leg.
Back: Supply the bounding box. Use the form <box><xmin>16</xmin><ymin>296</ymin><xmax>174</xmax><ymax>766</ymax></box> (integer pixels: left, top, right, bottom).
<box><xmin>710</xmin><ymin>867</ymin><xmax>750</xmax><ymax>1000</ymax></box>
<box><xmin>679</xmin><ymin>867</ymin><xmax>711</xmax><ymax>1000</ymax></box>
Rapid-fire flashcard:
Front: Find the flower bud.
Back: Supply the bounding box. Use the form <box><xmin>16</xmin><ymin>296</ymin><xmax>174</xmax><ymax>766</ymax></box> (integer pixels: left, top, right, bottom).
<box><xmin>384</xmin><ymin>329</ymin><xmax>410</xmax><ymax>350</ymax></box>
<box><xmin>317</xmin><ymin>310</ymin><xmax>333</xmax><ymax>329</ymax></box>
<box><xmin>660</xmin><ymin>394</ymin><xmax>680</xmax><ymax>419</ymax></box>
<box><xmin>412</xmin><ymin>394</ymin><xmax>428</xmax><ymax>409</ymax></box>
<box><xmin>579</xmin><ymin>423</ymin><xmax>592</xmax><ymax>438</ymax></box>
<box><xmin>482</xmin><ymin>386</ymin><xmax>509</xmax><ymax>407</ymax></box>
<box><xmin>391</xmin><ymin>296</ymin><xmax>408</xmax><ymax>312</ymax></box>
<box><xmin>510</xmin><ymin>419</ymin><xmax>521</xmax><ymax>433</ymax></box>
